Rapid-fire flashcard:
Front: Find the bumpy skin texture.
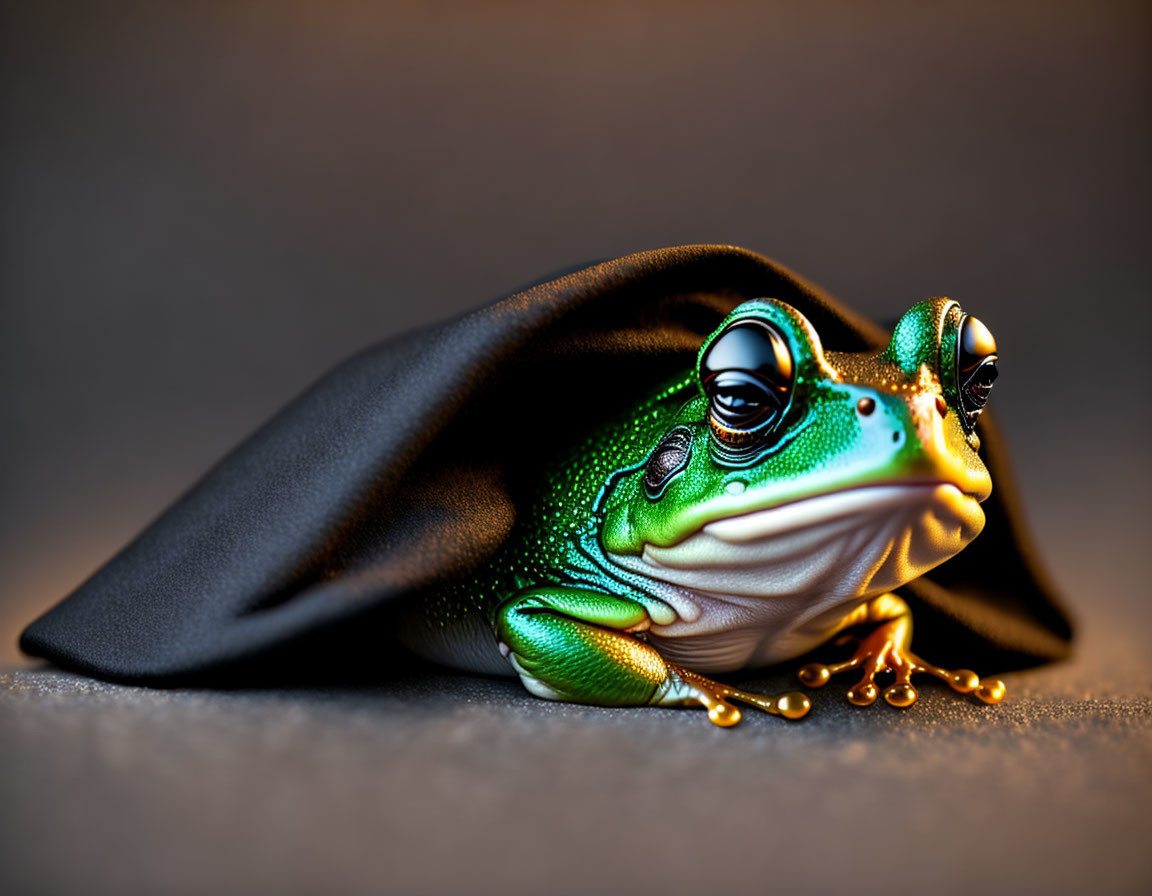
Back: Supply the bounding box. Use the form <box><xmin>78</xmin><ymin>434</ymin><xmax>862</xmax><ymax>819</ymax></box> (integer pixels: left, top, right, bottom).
<box><xmin>401</xmin><ymin>297</ymin><xmax>1007</xmax><ymax>725</ymax></box>
<box><xmin>411</xmin><ymin>375</ymin><xmax>689</xmax><ymax>665</ymax></box>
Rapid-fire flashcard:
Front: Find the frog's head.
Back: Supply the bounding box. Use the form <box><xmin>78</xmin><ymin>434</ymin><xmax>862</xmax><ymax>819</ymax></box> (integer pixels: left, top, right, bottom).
<box><xmin>600</xmin><ymin>298</ymin><xmax>1000</xmax><ymax>604</ymax></box>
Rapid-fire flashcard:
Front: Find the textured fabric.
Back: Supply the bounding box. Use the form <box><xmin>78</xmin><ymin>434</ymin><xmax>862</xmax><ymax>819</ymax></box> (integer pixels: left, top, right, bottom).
<box><xmin>19</xmin><ymin>245</ymin><xmax>1072</xmax><ymax>684</ymax></box>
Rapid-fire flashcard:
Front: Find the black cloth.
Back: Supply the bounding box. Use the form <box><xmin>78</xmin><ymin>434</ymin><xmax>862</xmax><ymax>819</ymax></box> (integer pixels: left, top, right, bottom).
<box><xmin>20</xmin><ymin>245</ymin><xmax>1073</xmax><ymax>685</ymax></box>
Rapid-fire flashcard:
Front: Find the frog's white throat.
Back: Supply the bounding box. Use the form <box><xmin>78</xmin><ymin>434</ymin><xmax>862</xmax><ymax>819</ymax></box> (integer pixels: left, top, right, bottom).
<box><xmin>604</xmin><ymin>483</ymin><xmax>985</xmax><ymax>671</ymax></box>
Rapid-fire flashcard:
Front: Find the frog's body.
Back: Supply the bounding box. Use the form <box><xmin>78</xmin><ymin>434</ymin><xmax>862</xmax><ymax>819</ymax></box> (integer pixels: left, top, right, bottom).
<box><xmin>400</xmin><ymin>297</ymin><xmax>1005</xmax><ymax>725</ymax></box>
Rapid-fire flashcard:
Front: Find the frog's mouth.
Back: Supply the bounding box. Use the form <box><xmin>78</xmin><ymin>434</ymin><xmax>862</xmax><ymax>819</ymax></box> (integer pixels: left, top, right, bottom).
<box><xmin>604</xmin><ymin>483</ymin><xmax>984</xmax><ymax>604</ymax></box>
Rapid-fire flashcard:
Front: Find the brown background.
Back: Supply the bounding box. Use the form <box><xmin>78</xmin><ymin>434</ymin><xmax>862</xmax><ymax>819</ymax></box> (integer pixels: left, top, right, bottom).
<box><xmin>2</xmin><ymin>2</ymin><xmax>1149</xmax><ymax>894</ymax></box>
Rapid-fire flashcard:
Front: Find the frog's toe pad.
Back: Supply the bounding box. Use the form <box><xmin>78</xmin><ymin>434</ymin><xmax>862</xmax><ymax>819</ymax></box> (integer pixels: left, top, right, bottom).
<box><xmin>883</xmin><ymin>683</ymin><xmax>917</xmax><ymax>707</ymax></box>
<box><xmin>798</xmin><ymin>663</ymin><xmax>831</xmax><ymax>687</ymax></box>
<box><xmin>707</xmin><ymin>702</ymin><xmax>742</xmax><ymax>727</ymax></box>
<box><xmin>846</xmin><ymin>682</ymin><xmax>878</xmax><ymax>706</ymax></box>
<box><xmin>774</xmin><ymin>692</ymin><xmax>811</xmax><ymax>720</ymax></box>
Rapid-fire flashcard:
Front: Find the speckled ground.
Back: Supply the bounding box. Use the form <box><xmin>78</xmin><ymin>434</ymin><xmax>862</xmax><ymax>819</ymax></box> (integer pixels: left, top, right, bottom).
<box><xmin>2</xmin><ymin>616</ymin><xmax>1149</xmax><ymax>896</ymax></box>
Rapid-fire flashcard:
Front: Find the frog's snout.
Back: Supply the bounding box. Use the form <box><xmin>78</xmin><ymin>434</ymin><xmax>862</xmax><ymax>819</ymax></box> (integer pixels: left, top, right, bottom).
<box><xmin>893</xmin><ymin>385</ymin><xmax>991</xmax><ymax>502</ymax></box>
<box><xmin>848</xmin><ymin>379</ymin><xmax>991</xmax><ymax>503</ymax></box>
<box><xmin>854</xmin><ymin>392</ymin><xmax>947</xmax><ymax>423</ymax></box>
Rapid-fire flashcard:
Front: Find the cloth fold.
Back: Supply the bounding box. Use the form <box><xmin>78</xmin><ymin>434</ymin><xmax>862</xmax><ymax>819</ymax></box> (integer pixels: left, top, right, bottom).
<box><xmin>20</xmin><ymin>245</ymin><xmax>1072</xmax><ymax>684</ymax></box>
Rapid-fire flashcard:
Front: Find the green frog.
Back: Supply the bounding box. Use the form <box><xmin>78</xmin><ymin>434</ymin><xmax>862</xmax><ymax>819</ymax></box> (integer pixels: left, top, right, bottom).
<box><xmin>399</xmin><ymin>296</ymin><xmax>1006</xmax><ymax>726</ymax></box>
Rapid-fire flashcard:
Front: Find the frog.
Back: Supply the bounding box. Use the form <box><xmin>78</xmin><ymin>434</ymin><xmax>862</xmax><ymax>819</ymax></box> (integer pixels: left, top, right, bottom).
<box><xmin>398</xmin><ymin>295</ymin><xmax>1006</xmax><ymax>726</ymax></box>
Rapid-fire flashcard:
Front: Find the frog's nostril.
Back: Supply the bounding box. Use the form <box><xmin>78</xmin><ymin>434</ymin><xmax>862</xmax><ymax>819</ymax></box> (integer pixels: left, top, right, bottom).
<box><xmin>935</xmin><ymin>395</ymin><xmax>948</xmax><ymax>418</ymax></box>
<box><xmin>856</xmin><ymin>397</ymin><xmax>876</xmax><ymax>417</ymax></box>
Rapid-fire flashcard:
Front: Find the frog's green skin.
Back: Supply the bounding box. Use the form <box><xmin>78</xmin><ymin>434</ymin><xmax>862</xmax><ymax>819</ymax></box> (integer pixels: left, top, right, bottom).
<box><xmin>399</xmin><ymin>298</ymin><xmax>1004</xmax><ymax>725</ymax></box>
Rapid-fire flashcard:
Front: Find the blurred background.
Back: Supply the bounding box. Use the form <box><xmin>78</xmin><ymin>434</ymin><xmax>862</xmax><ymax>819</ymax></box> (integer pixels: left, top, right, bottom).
<box><xmin>1</xmin><ymin>2</ymin><xmax>1149</xmax><ymax>893</ymax></box>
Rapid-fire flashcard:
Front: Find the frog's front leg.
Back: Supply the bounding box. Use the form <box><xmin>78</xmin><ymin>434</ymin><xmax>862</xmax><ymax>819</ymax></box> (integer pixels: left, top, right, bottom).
<box><xmin>495</xmin><ymin>586</ymin><xmax>809</xmax><ymax>727</ymax></box>
<box><xmin>798</xmin><ymin>593</ymin><xmax>1006</xmax><ymax>708</ymax></box>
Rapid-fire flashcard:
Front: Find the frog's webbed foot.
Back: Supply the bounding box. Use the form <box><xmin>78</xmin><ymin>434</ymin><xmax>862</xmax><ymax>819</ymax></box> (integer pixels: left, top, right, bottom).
<box><xmin>657</xmin><ymin>662</ymin><xmax>810</xmax><ymax>727</ymax></box>
<box><xmin>797</xmin><ymin>594</ymin><xmax>1006</xmax><ymax>708</ymax></box>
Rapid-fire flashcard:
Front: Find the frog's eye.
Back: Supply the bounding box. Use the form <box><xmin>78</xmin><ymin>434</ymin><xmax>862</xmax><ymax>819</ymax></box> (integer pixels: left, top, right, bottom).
<box><xmin>700</xmin><ymin>319</ymin><xmax>794</xmax><ymax>450</ymax></box>
<box><xmin>956</xmin><ymin>315</ymin><xmax>999</xmax><ymax>429</ymax></box>
<box><xmin>644</xmin><ymin>427</ymin><xmax>692</xmax><ymax>499</ymax></box>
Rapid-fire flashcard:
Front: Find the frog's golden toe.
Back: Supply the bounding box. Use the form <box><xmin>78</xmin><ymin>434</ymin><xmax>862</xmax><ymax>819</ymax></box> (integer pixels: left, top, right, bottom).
<box><xmin>798</xmin><ymin>618</ymin><xmax>1006</xmax><ymax>709</ymax></box>
<box><xmin>662</xmin><ymin>663</ymin><xmax>811</xmax><ymax>726</ymax></box>
<box><xmin>846</xmin><ymin>681</ymin><xmax>878</xmax><ymax>706</ymax></box>
<box><xmin>883</xmin><ymin>682</ymin><xmax>917</xmax><ymax>707</ymax></box>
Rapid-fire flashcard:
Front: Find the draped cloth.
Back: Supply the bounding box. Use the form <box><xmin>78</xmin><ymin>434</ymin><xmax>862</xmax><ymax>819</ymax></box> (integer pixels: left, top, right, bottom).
<box><xmin>20</xmin><ymin>245</ymin><xmax>1072</xmax><ymax>685</ymax></box>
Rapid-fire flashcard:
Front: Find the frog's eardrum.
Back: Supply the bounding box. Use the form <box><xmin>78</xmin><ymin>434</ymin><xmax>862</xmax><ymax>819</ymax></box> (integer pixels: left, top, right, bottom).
<box><xmin>20</xmin><ymin>245</ymin><xmax>1072</xmax><ymax>685</ymax></box>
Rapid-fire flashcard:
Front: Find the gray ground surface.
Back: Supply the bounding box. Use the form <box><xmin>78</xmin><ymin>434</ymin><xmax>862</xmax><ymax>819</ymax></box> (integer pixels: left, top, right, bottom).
<box><xmin>3</xmin><ymin>616</ymin><xmax>1150</xmax><ymax>896</ymax></box>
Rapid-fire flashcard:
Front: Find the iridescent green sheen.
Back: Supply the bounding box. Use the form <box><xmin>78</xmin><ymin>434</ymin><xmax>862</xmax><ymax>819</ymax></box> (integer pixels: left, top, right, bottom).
<box><xmin>404</xmin><ymin>374</ymin><xmax>691</xmax><ymax>648</ymax></box>
<box><xmin>882</xmin><ymin>298</ymin><xmax>955</xmax><ymax>374</ymax></box>
<box><xmin>496</xmin><ymin>587</ymin><xmax>666</xmax><ymax>705</ymax></box>
<box><xmin>400</xmin><ymin>297</ymin><xmax>995</xmax><ymax>714</ymax></box>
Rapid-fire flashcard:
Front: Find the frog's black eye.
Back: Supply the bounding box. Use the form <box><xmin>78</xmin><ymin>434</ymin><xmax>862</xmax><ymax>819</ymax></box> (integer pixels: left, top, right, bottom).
<box><xmin>956</xmin><ymin>315</ymin><xmax>999</xmax><ymax>429</ymax></box>
<box><xmin>700</xmin><ymin>320</ymin><xmax>794</xmax><ymax>450</ymax></box>
<box><xmin>645</xmin><ymin>427</ymin><xmax>692</xmax><ymax>499</ymax></box>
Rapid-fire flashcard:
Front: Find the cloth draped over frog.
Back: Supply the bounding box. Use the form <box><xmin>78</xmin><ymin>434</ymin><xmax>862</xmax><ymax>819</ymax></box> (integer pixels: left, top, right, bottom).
<box><xmin>21</xmin><ymin>245</ymin><xmax>1072</xmax><ymax>688</ymax></box>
